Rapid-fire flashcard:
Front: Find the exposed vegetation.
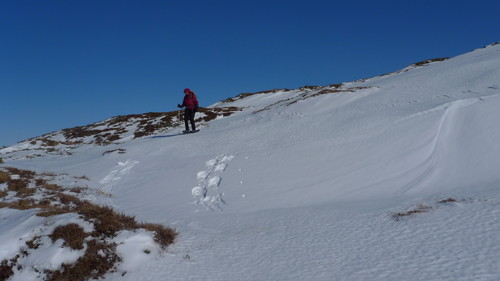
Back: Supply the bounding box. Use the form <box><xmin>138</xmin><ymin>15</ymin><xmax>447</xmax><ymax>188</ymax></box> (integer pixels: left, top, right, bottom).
<box><xmin>252</xmin><ymin>84</ymin><xmax>372</xmax><ymax>114</ymax></box>
<box><xmin>45</xmin><ymin>240</ymin><xmax>121</xmax><ymax>281</ymax></box>
<box><xmin>391</xmin><ymin>197</ymin><xmax>463</xmax><ymax>221</ymax></box>
<box><xmin>437</xmin><ymin>197</ymin><xmax>459</xmax><ymax>204</ymax></box>
<box><xmin>128</xmin><ymin>112</ymin><xmax>180</xmax><ymax>139</ymax></box>
<box><xmin>49</xmin><ymin>223</ymin><xmax>87</xmax><ymax>250</ymax></box>
<box><xmin>0</xmin><ymin>167</ymin><xmax>178</xmax><ymax>280</ymax></box>
<box><xmin>0</xmin><ymin>259</ymin><xmax>15</xmax><ymax>281</ymax></box>
<box><xmin>195</xmin><ymin>107</ymin><xmax>242</xmax><ymax>123</ymax></box>
<box><xmin>412</xmin><ymin>57</ymin><xmax>449</xmax><ymax>67</ymax></box>
<box><xmin>15</xmin><ymin>108</ymin><xmax>242</xmax><ymax>152</ymax></box>
<box><xmin>220</xmin><ymin>88</ymin><xmax>292</xmax><ymax>103</ymax></box>
<box><xmin>391</xmin><ymin>204</ymin><xmax>433</xmax><ymax>221</ymax></box>
<box><xmin>102</xmin><ymin>148</ymin><xmax>126</xmax><ymax>156</ymax></box>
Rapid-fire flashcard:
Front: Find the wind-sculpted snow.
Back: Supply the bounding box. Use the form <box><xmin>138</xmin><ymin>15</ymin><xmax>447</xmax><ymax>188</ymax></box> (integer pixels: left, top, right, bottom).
<box><xmin>192</xmin><ymin>154</ymin><xmax>235</xmax><ymax>211</ymax></box>
<box><xmin>2</xmin><ymin>43</ymin><xmax>500</xmax><ymax>280</ymax></box>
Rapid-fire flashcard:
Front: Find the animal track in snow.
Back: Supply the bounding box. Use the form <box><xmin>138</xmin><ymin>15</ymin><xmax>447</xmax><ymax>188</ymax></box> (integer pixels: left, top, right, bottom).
<box><xmin>192</xmin><ymin>154</ymin><xmax>235</xmax><ymax>210</ymax></box>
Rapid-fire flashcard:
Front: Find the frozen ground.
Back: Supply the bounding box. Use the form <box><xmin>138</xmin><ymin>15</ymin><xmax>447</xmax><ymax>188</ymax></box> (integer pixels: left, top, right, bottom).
<box><xmin>1</xmin><ymin>43</ymin><xmax>500</xmax><ymax>280</ymax></box>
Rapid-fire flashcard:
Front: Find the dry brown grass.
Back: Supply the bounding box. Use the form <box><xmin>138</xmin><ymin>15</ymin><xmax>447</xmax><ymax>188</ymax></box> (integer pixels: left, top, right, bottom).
<box><xmin>221</xmin><ymin>89</ymin><xmax>292</xmax><ymax>103</ymax></box>
<box><xmin>77</xmin><ymin>203</ymin><xmax>138</xmax><ymax>238</ymax></box>
<box><xmin>139</xmin><ymin>223</ymin><xmax>178</xmax><ymax>250</ymax></box>
<box><xmin>391</xmin><ymin>204</ymin><xmax>433</xmax><ymax>221</ymax></box>
<box><xmin>41</xmin><ymin>138</ymin><xmax>60</xmax><ymax>147</ymax></box>
<box><xmin>25</xmin><ymin>236</ymin><xmax>42</xmax><ymax>250</ymax></box>
<box><xmin>195</xmin><ymin>107</ymin><xmax>241</xmax><ymax>124</ymax></box>
<box><xmin>412</xmin><ymin>58</ymin><xmax>449</xmax><ymax>67</ymax></box>
<box><xmin>102</xmin><ymin>148</ymin><xmax>126</xmax><ymax>156</ymax></box>
<box><xmin>132</xmin><ymin>112</ymin><xmax>179</xmax><ymax>139</ymax></box>
<box><xmin>5</xmin><ymin>167</ymin><xmax>35</xmax><ymax>179</ymax></box>
<box><xmin>7</xmin><ymin>179</ymin><xmax>28</xmax><ymax>191</ymax></box>
<box><xmin>438</xmin><ymin>197</ymin><xmax>458</xmax><ymax>204</ymax></box>
<box><xmin>0</xmin><ymin>171</ymin><xmax>9</xmax><ymax>184</ymax></box>
<box><xmin>50</xmin><ymin>224</ymin><xmax>87</xmax><ymax>250</ymax></box>
<box><xmin>0</xmin><ymin>259</ymin><xmax>14</xmax><ymax>281</ymax></box>
<box><xmin>14</xmin><ymin>185</ymin><xmax>36</xmax><ymax>198</ymax></box>
<box><xmin>45</xmin><ymin>240</ymin><xmax>121</xmax><ymax>281</ymax></box>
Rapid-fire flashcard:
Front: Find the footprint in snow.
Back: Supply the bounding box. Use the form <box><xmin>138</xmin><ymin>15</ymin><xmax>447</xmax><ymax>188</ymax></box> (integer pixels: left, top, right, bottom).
<box><xmin>99</xmin><ymin>159</ymin><xmax>139</xmax><ymax>194</ymax></box>
<box><xmin>192</xmin><ymin>154</ymin><xmax>235</xmax><ymax>211</ymax></box>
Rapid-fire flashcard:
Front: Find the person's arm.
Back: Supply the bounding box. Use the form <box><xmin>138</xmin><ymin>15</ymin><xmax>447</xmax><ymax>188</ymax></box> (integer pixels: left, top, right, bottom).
<box><xmin>178</xmin><ymin>96</ymin><xmax>186</xmax><ymax>108</ymax></box>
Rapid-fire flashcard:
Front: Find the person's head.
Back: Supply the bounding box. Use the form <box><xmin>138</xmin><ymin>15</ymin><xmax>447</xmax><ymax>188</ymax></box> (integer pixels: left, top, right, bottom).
<box><xmin>184</xmin><ymin>88</ymin><xmax>191</xmax><ymax>95</ymax></box>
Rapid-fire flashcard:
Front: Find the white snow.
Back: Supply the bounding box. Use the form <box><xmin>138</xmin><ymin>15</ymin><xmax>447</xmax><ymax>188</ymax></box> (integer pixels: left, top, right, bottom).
<box><xmin>1</xmin><ymin>43</ymin><xmax>500</xmax><ymax>280</ymax></box>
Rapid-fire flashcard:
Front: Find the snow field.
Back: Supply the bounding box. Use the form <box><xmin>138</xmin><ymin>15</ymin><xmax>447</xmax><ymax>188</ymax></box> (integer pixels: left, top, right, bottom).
<box><xmin>1</xmin><ymin>43</ymin><xmax>500</xmax><ymax>280</ymax></box>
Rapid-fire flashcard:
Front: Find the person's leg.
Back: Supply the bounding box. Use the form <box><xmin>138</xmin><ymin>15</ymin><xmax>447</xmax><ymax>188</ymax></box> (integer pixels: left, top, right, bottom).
<box><xmin>184</xmin><ymin>110</ymin><xmax>190</xmax><ymax>132</ymax></box>
<box><xmin>190</xmin><ymin>110</ymin><xmax>196</xmax><ymax>131</ymax></box>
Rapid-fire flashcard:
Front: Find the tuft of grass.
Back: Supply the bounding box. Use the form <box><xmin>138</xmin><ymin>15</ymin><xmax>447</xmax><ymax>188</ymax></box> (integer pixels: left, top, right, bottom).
<box><xmin>7</xmin><ymin>179</ymin><xmax>29</xmax><ymax>192</ymax></box>
<box><xmin>0</xmin><ymin>158</ymin><xmax>4</xmax><ymax>164</ymax></box>
<box><xmin>45</xmin><ymin>240</ymin><xmax>121</xmax><ymax>281</ymax></box>
<box><xmin>0</xmin><ymin>259</ymin><xmax>14</xmax><ymax>281</ymax></box>
<box><xmin>139</xmin><ymin>223</ymin><xmax>178</xmax><ymax>250</ymax></box>
<box><xmin>25</xmin><ymin>236</ymin><xmax>42</xmax><ymax>250</ymax></box>
<box><xmin>195</xmin><ymin>107</ymin><xmax>241</xmax><ymax>123</ymax></box>
<box><xmin>57</xmin><ymin>193</ymin><xmax>82</xmax><ymax>207</ymax></box>
<box><xmin>438</xmin><ymin>198</ymin><xmax>458</xmax><ymax>204</ymax></box>
<box><xmin>0</xmin><ymin>171</ymin><xmax>9</xmax><ymax>184</ymax></box>
<box><xmin>102</xmin><ymin>149</ymin><xmax>126</xmax><ymax>156</ymax></box>
<box><xmin>40</xmin><ymin>138</ymin><xmax>60</xmax><ymax>147</ymax></box>
<box><xmin>391</xmin><ymin>204</ymin><xmax>433</xmax><ymax>221</ymax></box>
<box><xmin>50</xmin><ymin>224</ymin><xmax>87</xmax><ymax>250</ymax></box>
<box><xmin>412</xmin><ymin>57</ymin><xmax>449</xmax><ymax>67</ymax></box>
<box><xmin>76</xmin><ymin>203</ymin><xmax>138</xmax><ymax>238</ymax></box>
<box><xmin>14</xmin><ymin>186</ymin><xmax>36</xmax><ymax>198</ymax></box>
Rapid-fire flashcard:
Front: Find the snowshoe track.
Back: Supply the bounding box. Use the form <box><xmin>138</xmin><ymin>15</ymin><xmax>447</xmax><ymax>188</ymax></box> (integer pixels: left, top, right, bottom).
<box><xmin>192</xmin><ymin>154</ymin><xmax>235</xmax><ymax>211</ymax></box>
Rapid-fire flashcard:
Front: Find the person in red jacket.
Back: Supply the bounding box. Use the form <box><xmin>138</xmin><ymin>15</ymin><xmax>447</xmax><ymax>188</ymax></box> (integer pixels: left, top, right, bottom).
<box><xmin>178</xmin><ymin>88</ymin><xmax>199</xmax><ymax>133</ymax></box>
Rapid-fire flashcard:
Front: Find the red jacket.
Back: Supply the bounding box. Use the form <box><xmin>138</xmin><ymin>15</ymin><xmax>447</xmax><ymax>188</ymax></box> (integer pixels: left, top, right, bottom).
<box><xmin>182</xmin><ymin>92</ymin><xmax>199</xmax><ymax>110</ymax></box>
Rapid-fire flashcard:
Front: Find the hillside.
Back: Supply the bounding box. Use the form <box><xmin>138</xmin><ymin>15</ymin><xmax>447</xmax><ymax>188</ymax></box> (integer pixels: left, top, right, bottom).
<box><xmin>1</xmin><ymin>42</ymin><xmax>500</xmax><ymax>281</ymax></box>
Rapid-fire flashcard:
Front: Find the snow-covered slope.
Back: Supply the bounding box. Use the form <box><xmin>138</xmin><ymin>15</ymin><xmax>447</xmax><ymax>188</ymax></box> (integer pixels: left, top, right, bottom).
<box><xmin>1</xmin><ymin>43</ymin><xmax>500</xmax><ymax>281</ymax></box>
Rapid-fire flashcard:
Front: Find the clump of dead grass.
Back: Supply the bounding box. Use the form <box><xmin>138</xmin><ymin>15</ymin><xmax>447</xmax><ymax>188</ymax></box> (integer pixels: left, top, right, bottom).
<box><xmin>102</xmin><ymin>148</ymin><xmax>126</xmax><ymax>156</ymax></box>
<box><xmin>391</xmin><ymin>197</ymin><xmax>464</xmax><ymax>221</ymax></box>
<box><xmin>139</xmin><ymin>223</ymin><xmax>178</xmax><ymax>250</ymax></box>
<box><xmin>50</xmin><ymin>223</ymin><xmax>87</xmax><ymax>250</ymax></box>
<box><xmin>437</xmin><ymin>197</ymin><xmax>458</xmax><ymax>204</ymax></box>
<box><xmin>391</xmin><ymin>204</ymin><xmax>433</xmax><ymax>221</ymax></box>
<box><xmin>25</xmin><ymin>236</ymin><xmax>43</xmax><ymax>250</ymax></box>
<box><xmin>0</xmin><ymin>170</ymin><xmax>9</xmax><ymax>184</ymax></box>
<box><xmin>412</xmin><ymin>58</ymin><xmax>449</xmax><ymax>67</ymax></box>
<box><xmin>44</xmin><ymin>240</ymin><xmax>121</xmax><ymax>281</ymax></box>
<box><xmin>0</xmin><ymin>259</ymin><xmax>14</xmax><ymax>281</ymax></box>
<box><xmin>195</xmin><ymin>107</ymin><xmax>241</xmax><ymax>124</ymax></box>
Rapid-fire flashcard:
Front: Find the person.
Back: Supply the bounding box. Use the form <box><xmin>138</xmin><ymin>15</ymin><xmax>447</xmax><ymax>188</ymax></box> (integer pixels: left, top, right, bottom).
<box><xmin>178</xmin><ymin>88</ymin><xmax>199</xmax><ymax>133</ymax></box>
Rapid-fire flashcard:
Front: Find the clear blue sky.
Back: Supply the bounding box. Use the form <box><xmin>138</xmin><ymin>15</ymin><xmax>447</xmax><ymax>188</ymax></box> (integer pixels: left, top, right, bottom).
<box><xmin>1</xmin><ymin>0</ymin><xmax>499</xmax><ymax>147</ymax></box>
